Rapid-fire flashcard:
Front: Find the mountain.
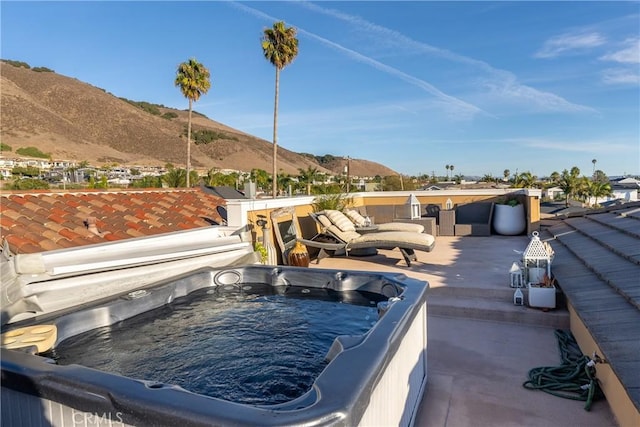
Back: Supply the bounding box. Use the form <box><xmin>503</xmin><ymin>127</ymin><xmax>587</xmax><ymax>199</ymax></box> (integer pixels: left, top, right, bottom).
<box><xmin>0</xmin><ymin>61</ymin><xmax>397</xmax><ymax>177</ymax></box>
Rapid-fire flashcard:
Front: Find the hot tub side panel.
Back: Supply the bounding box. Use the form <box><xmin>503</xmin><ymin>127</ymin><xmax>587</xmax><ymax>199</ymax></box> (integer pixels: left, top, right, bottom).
<box><xmin>1</xmin><ymin>266</ymin><xmax>429</xmax><ymax>427</ymax></box>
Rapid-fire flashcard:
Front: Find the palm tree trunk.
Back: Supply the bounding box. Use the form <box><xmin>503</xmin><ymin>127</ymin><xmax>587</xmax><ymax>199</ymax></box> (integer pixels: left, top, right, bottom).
<box><xmin>272</xmin><ymin>68</ymin><xmax>280</xmax><ymax>198</ymax></box>
<box><xmin>187</xmin><ymin>99</ymin><xmax>193</xmax><ymax>188</ymax></box>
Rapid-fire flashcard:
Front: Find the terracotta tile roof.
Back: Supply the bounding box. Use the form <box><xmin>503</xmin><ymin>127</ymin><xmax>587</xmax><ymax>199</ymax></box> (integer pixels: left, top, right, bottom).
<box><xmin>0</xmin><ymin>188</ymin><xmax>227</xmax><ymax>254</ymax></box>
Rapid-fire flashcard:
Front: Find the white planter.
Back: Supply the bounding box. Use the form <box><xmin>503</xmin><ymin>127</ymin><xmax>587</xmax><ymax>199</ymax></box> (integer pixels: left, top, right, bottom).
<box><xmin>527</xmin><ymin>283</ymin><xmax>556</xmax><ymax>308</ymax></box>
<box><xmin>493</xmin><ymin>204</ymin><xmax>526</xmax><ymax>235</ymax></box>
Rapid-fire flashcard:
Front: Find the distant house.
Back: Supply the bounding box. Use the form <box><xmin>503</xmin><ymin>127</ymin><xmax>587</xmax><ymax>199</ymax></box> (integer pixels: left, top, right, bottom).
<box><xmin>586</xmin><ymin>177</ymin><xmax>639</xmax><ymax>206</ymax></box>
<box><xmin>543</xmin><ymin>186</ymin><xmax>564</xmax><ymax>200</ymax></box>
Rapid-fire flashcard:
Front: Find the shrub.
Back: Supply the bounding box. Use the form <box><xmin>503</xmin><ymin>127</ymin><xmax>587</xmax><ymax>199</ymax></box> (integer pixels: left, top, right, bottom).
<box><xmin>162</xmin><ymin>112</ymin><xmax>178</xmax><ymax>120</ymax></box>
<box><xmin>2</xmin><ymin>59</ymin><xmax>30</xmax><ymax>69</ymax></box>
<box><xmin>185</xmin><ymin>128</ymin><xmax>239</xmax><ymax>145</ymax></box>
<box><xmin>11</xmin><ymin>166</ymin><xmax>41</xmax><ymax>177</ymax></box>
<box><xmin>120</xmin><ymin>98</ymin><xmax>163</xmax><ymax>116</ymax></box>
<box><xmin>312</xmin><ymin>193</ymin><xmax>353</xmax><ymax>212</ymax></box>
<box><xmin>32</xmin><ymin>67</ymin><xmax>54</xmax><ymax>73</ymax></box>
<box><xmin>11</xmin><ymin>178</ymin><xmax>49</xmax><ymax>190</ymax></box>
<box><xmin>0</xmin><ymin>143</ymin><xmax>12</xmax><ymax>152</ymax></box>
<box><xmin>16</xmin><ymin>146</ymin><xmax>50</xmax><ymax>159</ymax></box>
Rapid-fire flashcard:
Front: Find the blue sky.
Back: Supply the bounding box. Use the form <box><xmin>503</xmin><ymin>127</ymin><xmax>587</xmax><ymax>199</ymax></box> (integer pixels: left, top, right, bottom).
<box><xmin>2</xmin><ymin>1</ymin><xmax>639</xmax><ymax>178</ymax></box>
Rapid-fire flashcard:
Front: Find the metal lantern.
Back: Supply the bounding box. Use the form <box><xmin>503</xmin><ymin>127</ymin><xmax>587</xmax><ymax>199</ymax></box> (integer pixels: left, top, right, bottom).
<box><xmin>509</xmin><ymin>262</ymin><xmax>524</xmax><ymax>288</ymax></box>
<box><xmin>406</xmin><ymin>194</ymin><xmax>421</xmax><ymax>219</ymax></box>
<box><xmin>523</xmin><ymin>231</ymin><xmax>554</xmax><ymax>284</ymax></box>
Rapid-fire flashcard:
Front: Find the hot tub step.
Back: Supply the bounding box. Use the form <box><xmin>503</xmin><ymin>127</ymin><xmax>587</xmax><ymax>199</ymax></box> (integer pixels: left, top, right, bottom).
<box><xmin>427</xmin><ymin>296</ymin><xmax>569</xmax><ymax>329</ymax></box>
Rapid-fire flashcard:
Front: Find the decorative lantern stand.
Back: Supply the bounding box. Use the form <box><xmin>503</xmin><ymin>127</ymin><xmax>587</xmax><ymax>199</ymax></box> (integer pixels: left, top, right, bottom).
<box><xmin>406</xmin><ymin>194</ymin><xmax>421</xmax><ymax>220</ymax></box>
<box><xmin>509</xmin><ymin>262</ymin><xmax>524</xmax><ymax>288</ymax></box>
<box><xmin>523</xmin><ymin>231</ymin><xmax>556</xmax><ymax>308</ymax></box>
<box><xmin>509</xmin><ymin>262</ymin><xmax>525</xmax><ymax>305</ymax></box>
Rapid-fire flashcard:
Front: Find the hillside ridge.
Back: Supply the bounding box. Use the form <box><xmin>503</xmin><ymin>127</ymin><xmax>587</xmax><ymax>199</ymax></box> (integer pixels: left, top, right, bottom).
<box><xmin>0</xmin><ymin>61</ymin><xmax>397</xmax><ymax>177</ymax></box>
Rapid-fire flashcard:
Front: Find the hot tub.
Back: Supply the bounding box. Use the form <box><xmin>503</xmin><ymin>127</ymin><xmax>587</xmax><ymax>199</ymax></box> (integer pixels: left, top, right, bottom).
<box><xmin>1</xmin><ymin>265</ymin><xmax>428</xmax><ymax>427</ymax></box>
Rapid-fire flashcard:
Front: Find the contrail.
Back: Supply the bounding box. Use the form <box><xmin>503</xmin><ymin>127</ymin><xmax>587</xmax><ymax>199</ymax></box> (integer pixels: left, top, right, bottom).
<box><xmin>229</xmin><ymin>0</ymin><xmax>487</xmax><ymax>119</ymax></box>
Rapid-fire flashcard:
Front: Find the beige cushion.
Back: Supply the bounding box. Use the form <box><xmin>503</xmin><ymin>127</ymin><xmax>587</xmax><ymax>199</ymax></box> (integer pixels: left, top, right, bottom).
<box><xmin>376</xmin><ymin>222</ymin><xmax>424</xmax><ymax>233</ymax></box>
<box><xmin>316</xmin><ymin>214</ymin><xmax>333</xmax><ymax>228</ymax></box>
<box><xmin>327</xmin><ymin>225</ymin><xmax>361</xmax><ymax>242</ymax></box>
<box><xmin>324</xmin><ymin>210</ymin><xmax>356</xmax><ymax>232</ymax></box>
<box><xmin>345</xmin><ymin>209</ymin><xmax>367</xmax><ymax>227</ymax></box>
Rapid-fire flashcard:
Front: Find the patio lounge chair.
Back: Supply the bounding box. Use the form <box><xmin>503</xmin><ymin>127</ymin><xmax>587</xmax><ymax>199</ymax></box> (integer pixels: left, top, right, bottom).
<box><xmin>269</xmin><ymin>207</ymin><xmax>435</xmax><ymax>266</ymax></box>
<box><xmin>343</xmin><ymin>209</ymin><xmax>425</xmax><ymax>233</ymax></box>
<box><xmin>310</xmin><ymin>210</ymin><xmax>436</xmax><ymax>266</ymax></box>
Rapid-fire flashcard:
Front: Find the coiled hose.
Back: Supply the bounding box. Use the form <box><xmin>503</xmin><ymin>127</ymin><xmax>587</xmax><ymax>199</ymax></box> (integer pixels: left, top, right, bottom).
<box><xmin>523</xmin><ymin>329</ymin><xmax>603</xmax><ymax>411</ymax></box>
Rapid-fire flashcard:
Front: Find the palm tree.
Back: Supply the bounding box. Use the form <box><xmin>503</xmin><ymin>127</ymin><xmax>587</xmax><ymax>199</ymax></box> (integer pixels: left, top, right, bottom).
<box><xmin>175</xmin><ymin>58</ymin><xmax>211</xmax><ymax>187</ymax></box>
<box><xmin>298</xmin><ymin>166</ymin><xmax>319</xmax><ymax>195</ymax></box>
<box><xmin>515</xmin><ymin>171</ymin><xmax>537</xmax><ymax>188</ymax></box>
<box><xmin>262</xmin><ymin>21</ymin><xmax>299</xmax><ymax>198</ymax></box>
<box><xmin>503</xmin><ymin>169</ymin><xmax>510</xmax><ymax>182</ymax></box>
<box><xmin>250</xmin><ymin>168</ymin><xmax>270</xmax><ymax>191</ymax></box>
<box><xmin>481</xmin><ymin>174</ymin><xmax>495</xmax><ymax>183</ymax></box>
<box><xmin>445</xmin><ymin>165</ymin><xmax>450</xmax><ymax>180</ymax></box>
<box><xmin>588</xmin><ymin>180</ymin><xmax>612</xmax><ymax>207</ymax></box>
<box><xmin>592</xmin><ymin>158</ymin><xmax>597</xmax><ymax>176</ymax></box>
<box><xmin>163</xmin><ymin>167</ymin><xmax>187</xmax><ymax>188</ymax></box>
<box><xmin>558</xmin><ymin>168</ymin><xmax>579</xmax><ymax>207</ymax></box>
<box><xmin>449</xmin><ymin>165</ymin><xmax>455</xmax><ymax>179</ymax></box>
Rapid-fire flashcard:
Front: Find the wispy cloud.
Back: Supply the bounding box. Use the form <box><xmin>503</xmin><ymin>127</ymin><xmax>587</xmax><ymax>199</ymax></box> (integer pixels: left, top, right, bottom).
<box><xmin>297</xmin><ymin>1</ymin><xmax>595</xmax><ymax>114</ymax></box>
<box><xmin>599</xmin><ymin>37</ymin><xmax>640</xmax><ymax>64</ymax></box>
<box><xmin>522</xmin><ymin>138</ymin><xmax>631</xmax><ymax>153</ymax></box>
<box><xmin>481</xmin><ymin>75</ymin><xmax>596</xmax><ymax>113</ymax></box>
<box><xmin>601</xmin><ymin>68</ymin><xmax>640</xmax><ymax>85</ymax></box>
<box><xmin>534</xmin><ymin>31</ymin><xmax>606</xmax><ymax>58</ymax></box>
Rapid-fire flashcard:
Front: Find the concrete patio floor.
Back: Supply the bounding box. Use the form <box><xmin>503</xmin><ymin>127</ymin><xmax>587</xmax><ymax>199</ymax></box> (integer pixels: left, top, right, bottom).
<box><xmin>309</xmin><ymin>235</ymin><xmax>618</xmax><ymax>427</ymax></box>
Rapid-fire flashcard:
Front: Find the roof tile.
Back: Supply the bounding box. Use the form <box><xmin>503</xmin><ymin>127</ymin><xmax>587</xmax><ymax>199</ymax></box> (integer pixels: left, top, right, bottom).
<box><xmin>1</xmin><ymin>189</ymin><xmax>226</xmax><ymax>254</ymax></box>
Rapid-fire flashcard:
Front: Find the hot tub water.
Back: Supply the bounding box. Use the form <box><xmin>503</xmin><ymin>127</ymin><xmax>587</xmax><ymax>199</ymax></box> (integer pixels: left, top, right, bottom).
<box><xmin>51</xmin><ymin>284</ymin><xmax>383</xmax><ymax>405</ymax></box>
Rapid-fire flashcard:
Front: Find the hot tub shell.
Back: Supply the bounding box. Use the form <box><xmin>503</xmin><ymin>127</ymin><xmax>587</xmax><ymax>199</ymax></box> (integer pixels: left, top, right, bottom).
<box><xmin>2</xmin><ymin>236</ymin><xmax>428</xmax><ymax>427</ymax></box>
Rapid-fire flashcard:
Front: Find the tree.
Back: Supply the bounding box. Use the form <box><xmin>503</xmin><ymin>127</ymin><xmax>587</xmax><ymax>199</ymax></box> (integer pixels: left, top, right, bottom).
<box><xmin>298</xmin><ymin>166</ymin><xmax>319</xmax><ymax>195</ymax></box>
<box><xmin>481</xmin><ymin>174</ymin><xmax>494</xmax><ymax>183</ymax></box>
<box><xmin>276</xmin><ymin>172</ymin><xmax>293</xmax><ymax>196</ymax></box>
<box><xmin>515</xmin><ymin>171</ymin><xmax>537</xmax><ymax>188</ymax></box>
<box><xmin>445</xmin><ymin>165</ymin><xmax>450</xmax><ymax>180</ymax></box>
<box><xmin>558</xmin><ymin>168</ymin><xmax>581</xmax><ymax>207</ymax></box>
<box><xmin>262</xmin><ymin>21</ymin><xmax>299</xmax><ymax>198</ymax></box>
<box><xmin>250</xmin><ymin>168</ymin><xmax>270</xmax><ymax>191</ymax></box>
<box><xmin>588</xmin><ymin>180</ymin><xmax>612</xmax><ymax>207</ymax></box>
<box><xmin>593</xmin><ymin>170</ymin><xmax>608</xmax><ymax>184</ymax></box>
<box><xmin>503</xmin><ymin>169</ymin><xmax>510</xmax><ymax>182</ymax></box>
<box><xmin>175</xmin><ymin>58</ymin><xmax>211</xmax><ymax>187</ymax></box>
<box><xmin>163</xmin><ymin>168</ymin><xmax>187</xmax><ymax>188</ymax></box>
<box><xmin>592</xmin><ymin>158</ymin><xmax>597</xmax><ymax>176</ymax></box>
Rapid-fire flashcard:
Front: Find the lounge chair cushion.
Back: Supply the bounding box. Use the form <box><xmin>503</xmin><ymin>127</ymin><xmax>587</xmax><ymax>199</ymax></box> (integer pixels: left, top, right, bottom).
<box><xmin>316</xmin><ymin>214</ymin><xmax>333</xmax><ymax>229</ymax></box>
<box><xmin>324</xmin><ymin>210</ymin><xmax>356</xmax><ymax>232</ymax></box>
<box><xmin>345</xmin><ymin>209</ymin><xmax>367</xmax><ymax>227</ymax></box>
<box><xmin>376</xmin><ymin>222</ymin><xmax>424</xmax><ymax>233</ymax></box>
<box><xmin>350</xmin><ymin>231</ymin><xmax>435</xmax><ymax>251</ymax></box>
<box><xmin>345</xmin><ymin>210</ymin><xmax>424</xmax><ymax>233</ymax></box>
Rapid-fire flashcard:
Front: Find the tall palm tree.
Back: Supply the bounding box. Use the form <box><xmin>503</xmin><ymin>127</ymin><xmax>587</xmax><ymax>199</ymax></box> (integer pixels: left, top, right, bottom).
<box><xmin>592</xmin><ymin>158</ymin><xmax>597</xmax><ymax>176</ymax></box>
<box><xmin>445</xmin><ymin>165</ymin><xmax>450</xmax><ymax>179</ymax></box>
<box><xmin>261</xmin><ymin>21</ymin><xmax>299</xmax><ymax>198</ymax></box>
<box><xmin>175</xmin><ymin>58</ymin><xmax>211</xmax><ymax>187</ymax></box>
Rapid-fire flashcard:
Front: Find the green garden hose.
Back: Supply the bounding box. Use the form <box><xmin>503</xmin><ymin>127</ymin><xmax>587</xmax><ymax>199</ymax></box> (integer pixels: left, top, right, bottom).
<box><xmin>523</xmin><ymin>329</ymin><xmax>603</xmax><ymax>411</ymax></box>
